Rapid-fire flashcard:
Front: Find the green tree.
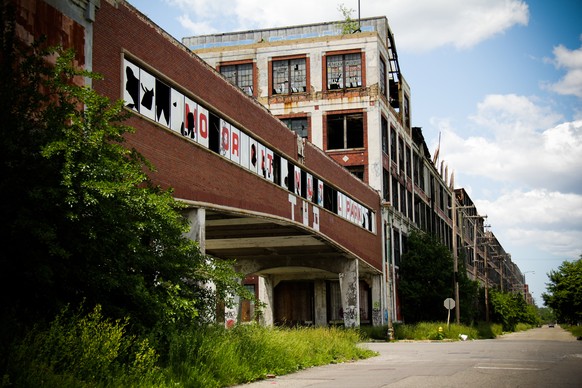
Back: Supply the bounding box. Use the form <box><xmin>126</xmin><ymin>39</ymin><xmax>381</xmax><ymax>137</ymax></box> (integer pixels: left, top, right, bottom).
<box><xmin>399</xmin><ymin>231</ymin><xmax>480</xmax><ymax>323</ymax></box>
<box><xmin>542</xmin><ymin>256</ymin><xmax>582</xmax><ymax>324</ymax></box>
<box><xmin>337</xmin><ymin>3</ymin><xmax>360</xmax><ymax>34</ymax></box>
<box><xmin>490</xmin><ymin>289</ymin><xmax>538</xmax><ymax>331</ymax></box>
<box><xmin>1</xmin><ymin>3</ymin><xmax>248</xmax><ymax>349</ymax></box>
<box><xmin>399</xmin><ymin>231</ymin><xmax>454</xmax><ymax>322</ymax></box>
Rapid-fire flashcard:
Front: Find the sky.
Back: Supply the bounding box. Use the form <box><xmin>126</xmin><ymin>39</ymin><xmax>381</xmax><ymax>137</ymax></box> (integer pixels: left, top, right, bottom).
<box><xmin>127</xmin><ymin>0</ymin><xmax>582</xmax><ymax>305</ymax></box>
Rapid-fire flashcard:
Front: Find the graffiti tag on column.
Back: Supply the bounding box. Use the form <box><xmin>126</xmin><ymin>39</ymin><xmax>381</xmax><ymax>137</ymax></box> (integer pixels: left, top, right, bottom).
<box><xmin>225</xmin><ymin>309</ymin><xmax>237</xmax><ymax>329</ymax></box>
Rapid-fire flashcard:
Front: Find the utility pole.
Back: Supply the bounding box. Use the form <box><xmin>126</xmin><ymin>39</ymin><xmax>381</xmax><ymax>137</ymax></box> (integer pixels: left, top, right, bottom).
<box><xmin>484</xmin><ymin>237</ymin><xmax>489</xmax><ymax>322</ymax></box>
<box><xmin>450</xmin><ymin>192</ymin><xmax>474</xmax><ymax>325</ymax></box>
<box><xmin>451</xmin><ymin>190</ymin><xmax>460</xmax><ymax>324</ymax></box>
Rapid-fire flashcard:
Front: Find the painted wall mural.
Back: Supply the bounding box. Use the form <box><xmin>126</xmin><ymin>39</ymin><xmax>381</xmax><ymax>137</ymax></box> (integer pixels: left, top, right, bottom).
<box><xmin>122</xmin><ymin>57</ymin><xmax>375</xmax><ymax>232</ymax></box>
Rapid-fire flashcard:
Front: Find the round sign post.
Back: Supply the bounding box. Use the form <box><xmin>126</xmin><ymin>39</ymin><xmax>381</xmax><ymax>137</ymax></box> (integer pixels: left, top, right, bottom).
<box><xmin>444</xmin><ymin>298</ymin><xmax>456</xmax><ymax>330</ymax></box>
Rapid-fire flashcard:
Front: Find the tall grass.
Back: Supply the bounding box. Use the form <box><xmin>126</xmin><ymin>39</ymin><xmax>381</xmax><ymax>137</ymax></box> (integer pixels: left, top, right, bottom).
<box><xmin>165</xmin><ymin>324</ymin><xmax>375</xmax><ymax>387</ymax></box>
<box><xmin>360</xmin><ymin>321</ymin><xmax>503</xmax><ymax>341</ymax></box>
<box><xmin>2</xmin><ymin>307</ymin><xmax>375</xmax><ymax>387</ymax></box>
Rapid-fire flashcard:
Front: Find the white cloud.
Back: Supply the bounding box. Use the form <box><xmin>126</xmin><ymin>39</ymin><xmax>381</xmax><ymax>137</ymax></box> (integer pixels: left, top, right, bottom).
<box><xmin>475</xmin><ymin>189</ymin><xmax>582</xmax><ymax>258</ymax></box>
<box><xmin>544</xmin><ymin>36</ymin><xmax>582</xmax><ymax>98</ymax></box>
<box><xmin>438</xmin><ymin>94</ymin><xmax>582</xmax><ymax>194</ymax></box>
<box><xmin>383</xmin><ymin>0</ymin><xmax>529</xmax><ymax>52</ymax></box>
<box><xmin>177</xmin><ymin>14</ymin><xmax>218</xmax><ymax>35</ymax></box>
<box><xmin>164</xmin><ymin>0</ymin><xmax>529</xmax><ymax>52</ymax></box>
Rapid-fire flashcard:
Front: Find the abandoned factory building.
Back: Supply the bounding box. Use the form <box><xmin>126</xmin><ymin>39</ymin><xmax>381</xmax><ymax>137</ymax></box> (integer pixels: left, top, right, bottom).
<box><xmin>11</xmin><ymin>0</ymin><xmax>532</xmax><ymax>328</ymax></box>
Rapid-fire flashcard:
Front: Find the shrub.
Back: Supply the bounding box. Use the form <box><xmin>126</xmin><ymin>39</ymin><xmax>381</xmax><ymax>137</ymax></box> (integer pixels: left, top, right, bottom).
<box><xmin>5</xmin><ymin>305</ymin><xmax>161</xmax><ymax>387</ymax></box>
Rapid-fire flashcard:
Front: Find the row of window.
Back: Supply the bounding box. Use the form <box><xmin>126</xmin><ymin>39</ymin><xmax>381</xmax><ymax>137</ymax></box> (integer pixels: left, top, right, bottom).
<box><xmin>219</xmin><ymin>52</ymin><xmax>366</xmax><ymax>97</ymax></box>
<box><xmin>218</xmin><ymin>51</ymin><xmax>410</xmax><ymax>129</ymax></box>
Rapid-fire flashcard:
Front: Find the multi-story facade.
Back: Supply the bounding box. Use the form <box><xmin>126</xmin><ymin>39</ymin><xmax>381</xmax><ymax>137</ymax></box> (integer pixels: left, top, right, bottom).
<box><xmin>185</xmin><ymin>18</ymin><xmax>460</xmax><ymax>321</ymax></box>
<box><xmin>185</xmin><ymin>17</ymin><xmax>532</xmax><ymax>319</ymax></box>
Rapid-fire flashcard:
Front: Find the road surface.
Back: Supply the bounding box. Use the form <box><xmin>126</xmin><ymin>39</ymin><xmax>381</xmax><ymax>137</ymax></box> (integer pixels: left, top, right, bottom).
<box><xmin>232</xmin><ymin>325</ymin><xmax>582</xmax><ymax>387</ymax></box>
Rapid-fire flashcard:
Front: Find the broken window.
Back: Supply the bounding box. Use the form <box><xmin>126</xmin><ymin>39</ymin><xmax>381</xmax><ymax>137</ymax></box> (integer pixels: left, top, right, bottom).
<box><xmin>326</xmin><ymin>53</ymin><xmax>362</xmax><ymax>90</ymax></box>
<box><xmin>281</xmin><ymin>117</ymin><xmax>308</xmax><ymax>139</ymax></box>
<box><xmin>272</xmin><ymin>58</ymin><xmax>306</xmax><ymax>94</ymax></box>
<box><xmin>327</xmin><ymin>113</ymin><xmax>364</xmax><ymax>150</ymax></box>
<box><xmin>403</xmin><ymin>93</ymin><xmax>411</xmax><ymax>128</ymax></box>
<box><xmin>381</xmin><ymin>116</ymin><xmax>388</xmax><ymax>154</ymax></box>
<box><xmin>347</xmin><ymin>165</ymin><xmax>365</xmax><ymax>181</ymax></box>
<box><xmin>379</xmin><ymin>57</ymin><xmax>387</xmax><ymax>98</ymax></box>
<box><xmin>220</xmin><ymin>63</ymin><xmax>254</xmax><ymax>96</ymax></box>
<box><xmin>383</xmin><ymin>168</ymin><xmax>390</xmax><ymax>202</ymax></box>
<box><xmin>406</xmin><ymin>145</ymin><xmax>411</xmax><ymax>178</ymax></box>
<box><xmin>390</xmin><ymin>125</ymin><xmax>397</xmax><ymax>163</ymax></box>
<box><xmin>398</xmin><ymin>136</ymin><xmax>404</xmax><ymax>173</ymax></box>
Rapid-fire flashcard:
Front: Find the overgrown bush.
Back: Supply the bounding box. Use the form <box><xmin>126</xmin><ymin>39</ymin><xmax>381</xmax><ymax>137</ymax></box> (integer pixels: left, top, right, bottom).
<box><xmin>2</xmin><ymin>307</ymin><xmax>375</xmax><ymax>387</ymax></box>
<box><xmin>4</xmin><ymin>305</ymin><xmax>162</xmax><ymax>387</ymax></box>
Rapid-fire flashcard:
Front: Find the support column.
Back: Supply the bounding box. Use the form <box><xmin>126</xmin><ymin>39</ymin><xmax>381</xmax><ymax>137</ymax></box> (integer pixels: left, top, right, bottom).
<box><xmin>339</xmin><ymin>258</ymin><xmax>360</xmax><ymax>328</ymax></box>
<box><xmin>184</xmin><ymin>208</ymin><xmax>216</xmax><ymax>323</ymax></box>
<box><xmin>371</xmin><ymin>275</ymin><xmax>382</xmax><ymax>326</ymax></box>
<box><xmin>314</xmin><ymin>280</ymin><xmax>327</xmax><ymax>326</ymax></box>
<box><xmin>184</xmin><ymin>208</ymin><xmax>206</xmax><ymax>254</ymax></box>
<box><xmin>258</xmin><ymin>276</ymin><xmax>274</xmax><ymax>326</ymax></box>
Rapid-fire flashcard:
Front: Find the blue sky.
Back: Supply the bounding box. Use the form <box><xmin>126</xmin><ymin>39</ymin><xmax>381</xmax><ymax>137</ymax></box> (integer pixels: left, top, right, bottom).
<box><xmin>126</xmin><ymin>0</ymin><xmax>582</xmax><ymax>304</ymax></box>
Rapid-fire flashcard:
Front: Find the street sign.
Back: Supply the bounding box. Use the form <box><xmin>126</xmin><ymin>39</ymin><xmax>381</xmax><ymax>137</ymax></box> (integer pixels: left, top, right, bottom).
<box><xmin>444</xmin><ymin>297</ymin><xmax>455</xmax><ymax>329</ymax></box>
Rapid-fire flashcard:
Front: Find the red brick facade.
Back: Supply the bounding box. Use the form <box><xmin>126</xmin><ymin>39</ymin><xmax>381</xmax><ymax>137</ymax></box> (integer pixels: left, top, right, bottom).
<box><xmin>92</xmin><ymin>1</ymin><xmax>382</xmax><ymax>271</ymax></box>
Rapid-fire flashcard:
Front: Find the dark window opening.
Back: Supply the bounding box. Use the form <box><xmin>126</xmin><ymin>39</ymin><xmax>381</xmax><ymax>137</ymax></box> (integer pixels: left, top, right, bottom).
<box><xmin>382</xmin><ymin>169</ymin><xmax>390</xmax><ymax>201</ymax></box>
<box><xmin>273</xmin><ymin>154</ymin><xmax>281</xmax><ymax>186</ymax></box>
<box><xmin>390</xmin><ymin>126</ymin><xmax>397</xmax><ymax>163</ymax></box>
<box><xmin>347</xmin><ymin>165</ymin><xmax>364</xmax><ymax>181</ymax></box>
<box><xmin>287</xmin><ymin>162</ymin><xmax>295</xmax><ymax>193</ymax></box>
<box><xmin>392</xmin><ymin>177</ymin><xmax>399</xmax><ymax>211</ymax></box>
<box><xmin>403</xmin><ymin>94</ymin><xmax>411</xmax><ymax>128</ymax></box>
<box><xmin>398</xmin><ymin>136</ymin><xmax>404</xmax><ymax>173</ymax></box>
<box><xmin>327</xmin><ymin>113</ymin><xmax>364</xmax><ymax>150</ymax></box>
<box><xmin>209</xmin><ymin>112</ymin><xmax>220</xmax><ymax>153</ymax></box>
<box><xmin>406</xmin><ymin>145</ymin><xmax>411</xmax><ymax>178</ymax></box>
<box><xmin>381</xmin><ymin>117</ymin><xmax>388</xmax><ymax>155</ymax></box>
<box><xmin>323</xmin><ymin>183</ymin><xmax>337</xmax><ymax>213</ymax></box>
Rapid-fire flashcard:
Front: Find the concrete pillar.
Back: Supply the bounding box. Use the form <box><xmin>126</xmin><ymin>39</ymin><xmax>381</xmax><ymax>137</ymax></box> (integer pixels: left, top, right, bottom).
<box><xmin>314</xmin><ymin>280</ymin><xmax>327</xmax><ymax>326</ymax></box>
<box><xmin>371</xmin><ymin>275</ymin><xmax>383</xmax><ymax>326</ymax></box>
<box><xmin>258</xmin><ymin>276</ymin><xmax>274</xmax><ymax>326</ymax></box>
<box><xmin>184</xmin><ymin>208</ymin><xmax>205</xmax><ymax>254</ymax></box>
<box><xmin>339</xmin><ymin>258</ymin><xmax>360</xmax><ymax>328</ymax></box>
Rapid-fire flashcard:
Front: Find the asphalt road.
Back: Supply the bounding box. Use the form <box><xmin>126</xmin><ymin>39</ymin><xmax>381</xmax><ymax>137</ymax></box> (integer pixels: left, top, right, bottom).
<box><xmin>232</xmin><ymin>325</ymin><xmax>582</xmax><ymax>387</ymax></box>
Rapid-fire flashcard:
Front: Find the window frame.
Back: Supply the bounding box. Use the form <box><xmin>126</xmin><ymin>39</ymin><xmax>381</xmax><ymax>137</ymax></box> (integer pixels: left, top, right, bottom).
<box><xmin>279</xmin><ymin>114</ymin><xmax>310</xmax><ymax>139</ymax></box>
<box><xmin>324</xmin><ymin>110</ymin><xmax>366</xmax><ymax>151</ymax></box>
<box><xmin>269</xmin><ymin>55</ymin><xmax>309</xmax><ymax>96</ymax></box>
<box><xmin>218</xmin><ymin>60</ymin><xmax>256</xmax><ymax>97</ymax></box>
<box><xmin>324</xmin><ymin>50</ymin><xmax>365</xmax><ymax>91</ymax></box>
<box><xmin>379</xmin><ymin>56</ymin><xmax>387</xmax><ymax>99</ymax></box>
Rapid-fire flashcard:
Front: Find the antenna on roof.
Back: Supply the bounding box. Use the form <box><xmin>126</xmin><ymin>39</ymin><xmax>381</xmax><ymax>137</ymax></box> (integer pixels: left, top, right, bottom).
<box><xmin>358</xmin><ymin>0</ymin><xmax>361</xmax><ymax>31</ymax></box>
